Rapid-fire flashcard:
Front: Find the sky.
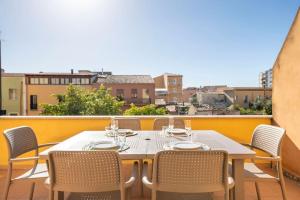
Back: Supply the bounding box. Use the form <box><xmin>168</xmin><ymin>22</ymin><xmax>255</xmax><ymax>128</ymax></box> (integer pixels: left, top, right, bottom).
<box><xmin>0</xmin><ymin>0</ymin><xmax>299</xmax><ymax>87</ymax></box>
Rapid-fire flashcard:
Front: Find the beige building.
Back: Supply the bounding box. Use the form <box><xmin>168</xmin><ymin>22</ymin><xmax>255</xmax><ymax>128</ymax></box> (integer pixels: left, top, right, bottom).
<box><xmin>95</xmin><ymin>75</ymin><xmax>155</xmax><ymax>108</ymax></box>
<box><xmin>224</xmin><ymin>87</ymin><xmax>272</xmax><ymax>108</ymax></box>
<box><xmin>154</xmin><ymin>73</ymin><xmax>183</xmax><ymax>104</ymax></box>
<box><xmin>1</xmin><ymin>72</ymin><xmax>26</xmax><ymax>115</ymax></box>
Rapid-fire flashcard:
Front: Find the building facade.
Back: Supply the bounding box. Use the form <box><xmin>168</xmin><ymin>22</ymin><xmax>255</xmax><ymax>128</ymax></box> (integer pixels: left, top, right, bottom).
<box><xmin>1</xmin><ymin>73</ymin><xmax>25</xmax><ymax>115</ymax></box>
<box><xmin>259</xmin><ymin>68</ymin><xmax>273</xmax><ymax>88</ymax></box>
<box><xmin>154</xmin><ymin>73</ymin><xmax>183</xmax><ymax>104</ymax></box>
<box><xmin>182</xmin><ymin>87</ymin><xmax>201</xmax><ymax>103</ymax></box>
<box><xmin>25</xmin><ymin>72</ymin><xmax>93</xmax><ymax>115</ymax></box>
<box><xmin>223</xmin><ymin>87</ymin><xmax>272</xmax><ymax>108</ymax></box>
<box><xmin>95</xmin><ymin>75</ymin><xmax>155</xmax><ymax>108</ymax></box>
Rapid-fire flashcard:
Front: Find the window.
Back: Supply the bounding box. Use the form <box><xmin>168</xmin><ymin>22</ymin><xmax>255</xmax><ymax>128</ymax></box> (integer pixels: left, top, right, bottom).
<box><xmin>169</xmin><ymin>79</ymin><xmax>177</xmax><ymax>85</ymax></box>
<box><xmin>131</xmin><ymin>89</ymin><xmax>138</xmax><ymax>98</ymax></box>
<box><xmin>142</xmin><ymin>89</ymin><xmax>149</xmax><ymax>99</ymax></box>
<box><xmin>30</xmin><ymin>78</ymin><xmax>39</xmax><ymax>84</ymax></box>
<box><xmin>116</xmin><ymin>89</ymin><xmax>124</xmax><ymax>100</ymax></box>
<box><xmin>65</xmin><ymin>78</ymin><xmax>70</xmax><ymax>84</ymax></box>
<box><xmin>39</xmin><ymin>78</ymin><xmax>48</xmax><ymax>84</ymax></box>
<box><xmin>234</xmin><ymin>96</ymin><xmax>238</xmax><ymax>101</ymax></box>
<box><xmin>81</xmin><ymin>78</ymin><xmax>90</xmax><ymax>85</ymax></box>
<box><xmin>9</xmin><ymin>89</ymin><xmax>17</xmax><ymax>100</ymax></box>
<box><xmin>30</xmin><ymin>95</ymin><xmax>38</xmax><ymax>110</ymax></box>
<box><xmin>51</xmin><ymin>78</ymin><xmax>60</xmax><ymax>85</ymax></box>
<box><xmin>60</xmin><ymin>78</ymin><xmax>65</xmax><ymax>85</ymax></box>
<box><xmin>72</xmin><ymin>78</ymin><xmax>81</xmax><ymax>84</ymax></box>
<box><xmin>244</xmin><ymin>95</ymin><xmax>248</xmax><ymax>103</ymax></box>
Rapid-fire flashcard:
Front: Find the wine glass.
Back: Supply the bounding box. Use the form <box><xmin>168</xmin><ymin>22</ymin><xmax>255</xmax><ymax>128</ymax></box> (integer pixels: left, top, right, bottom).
<box><xmin>111</xmin><ymin>118</ymin><xmax>119</xmax><ymax>144</ymax></box>
<box><xmin>111</xmin><ymin>118</ymin><xmax>118</xmax><ymax>131</ymax></box>
<box><xmin>185</xmin><ymin>120</ymin><xmax>192</xmax><ymax>141</ymax></box>
<box><xmin>168</xmin><ymin>117</ymin><xmax>174</xmax><ymax>130</ymax></box>
<box><xmin>118</xmin><ymin>131</ymin><xmax>126</xmax><ymax>149</ymax></box>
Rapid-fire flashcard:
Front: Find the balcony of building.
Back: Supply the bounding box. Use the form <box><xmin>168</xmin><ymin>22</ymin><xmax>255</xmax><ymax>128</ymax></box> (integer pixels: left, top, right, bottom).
<box><xmin>0</xmin><ymin>115</ymin><xmax>299</xmax><ymax>200</ymax></box>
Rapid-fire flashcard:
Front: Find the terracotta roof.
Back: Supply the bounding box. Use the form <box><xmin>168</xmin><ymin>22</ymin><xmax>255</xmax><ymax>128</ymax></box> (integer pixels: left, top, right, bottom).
<box><xmin>224</xmin><ymin>87</ymin><xmax>272</xmax><ymax>91</ymax></box>
<box><xmin>97</xmin><ymin>75</ymin><xmax>154</xmax><ymax>84</ymax></box>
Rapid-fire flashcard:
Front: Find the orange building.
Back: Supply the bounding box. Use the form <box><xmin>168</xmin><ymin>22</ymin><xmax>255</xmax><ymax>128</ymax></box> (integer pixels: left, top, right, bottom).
<box><xmin>25</xmin><ymin>72</ymin><xmax>93</xmax><ymax>115</ymax></box>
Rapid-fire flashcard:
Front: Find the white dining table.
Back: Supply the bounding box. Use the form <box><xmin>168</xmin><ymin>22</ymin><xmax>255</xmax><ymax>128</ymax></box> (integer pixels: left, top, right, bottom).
<box><xmin>40</xmin><ymin>130</ymin><xmax>255</xmax><ymax>200</ymax></box>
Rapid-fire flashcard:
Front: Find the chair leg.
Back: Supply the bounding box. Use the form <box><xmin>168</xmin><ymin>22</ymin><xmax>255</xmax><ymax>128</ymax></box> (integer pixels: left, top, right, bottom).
<box><xmin>279</xmin><ymin>180</ymin><xmax>288</xmax><ymax>200</ymax></box>
<box><xmin>224</xmin><ymin>189</ymin><xmax>229</xmax><ymax>200</ymax></box>
<box><xmin>28</xmin><ymin>182</ymin><xmax>35</xmax><ymax>200</ymax></box>
<box><xmin>229</xmin><ymin>189</ymin><xmax>233</xmax><ymax>200</ymax></box>
<box><xmin>2</xmin><ymin>180</ymin><xmax>11</xmax><ymax>200</ymax></box>
<box><xmin>255</xmin><ymin>182</ymin><xmax>261</xmax><ymax>200</ymax></box>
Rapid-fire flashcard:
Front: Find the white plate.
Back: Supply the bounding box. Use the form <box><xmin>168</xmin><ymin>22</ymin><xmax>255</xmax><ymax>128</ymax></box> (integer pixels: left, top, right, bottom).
<box><xmin>165</xmin><ymin>141</ymin><xmax>210</xmax><ymax>151</ymax></box>
<box><xmin>92</xmin><ymin>141</ymin><xmax>120</xmax><ymax>150</ymax></box>
<box><xmin>118</xmin><ymin>129</ymin><xmax>134</xmax><ymax>134</ymax></box>
<box><xmin>173</xmin><ymin>141</ymin><xmax>201</xmax><ymax>150</ymax></box>
<box><xmin>168</xmin><ymin>128</ymin><xmax>187</xmax><ymax>135</ymax></box>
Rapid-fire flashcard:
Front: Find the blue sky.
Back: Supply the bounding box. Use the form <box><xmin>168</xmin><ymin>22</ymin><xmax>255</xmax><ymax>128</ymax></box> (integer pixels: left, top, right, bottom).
<box><xmin>0</xmin><ymin>0</ymin><xmax>299</xmax><ymax>87</ymax></box>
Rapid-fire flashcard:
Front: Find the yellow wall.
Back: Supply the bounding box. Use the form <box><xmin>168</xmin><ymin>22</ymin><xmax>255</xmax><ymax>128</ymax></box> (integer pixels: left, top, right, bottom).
<box><xmin>1</xmin><ymin>76</ymin><xmax>25</xmax><ymax>115</ymax></box>
<box><xmin>0</xmin><ymin>116</ymin><xmax>271</xmax><ymax>167</ymax></box>
<box><xmin>272</xmin><ymin>9</ymin><xmax>300</xmax><ymax>176</ymax></box>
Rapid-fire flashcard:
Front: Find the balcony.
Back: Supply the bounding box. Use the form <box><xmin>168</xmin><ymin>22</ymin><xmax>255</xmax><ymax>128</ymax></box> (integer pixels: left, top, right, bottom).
<box><xmin>0</xmin><ymin>115</ymin><xmax>299</xmax><ymax>199</ymax></box>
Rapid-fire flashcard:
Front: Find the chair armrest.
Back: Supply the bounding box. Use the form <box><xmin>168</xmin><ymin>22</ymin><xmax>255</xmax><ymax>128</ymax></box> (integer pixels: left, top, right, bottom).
<box><xmin>142</xmin><ymin>161</ymin><xmax>153</xmax><ymax>189</ymax></box>
<box><xmin>10</xmin><ymin>156</ymin><xmax>39</xmax><ymax>163</ymax></box>
<box><xmin>125</xmin><ymin>161</ymin><xmax>138</xmax><ymax>188</ymax></box>
<box><xmin>241</xmin><ymin>143</ymin><xmax>271</xmax><ymax>155</ymax></box>
<box><xmin>241</xmin><ymin>143</ymin><xmax>252</xmax><ymax>147</ymax></box>
<box><xmin>38</xmin><ymin>142</ymin><xmax>59</xmax><ymax>148</ymax></box>
<box><xmin>253</xmin><ymin>156</ymin><xmax>281</xmax><ymax>161</ymax></box>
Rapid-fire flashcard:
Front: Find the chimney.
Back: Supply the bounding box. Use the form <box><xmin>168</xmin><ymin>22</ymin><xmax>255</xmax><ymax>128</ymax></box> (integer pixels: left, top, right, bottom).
<box><xmin>71</xmin><ymin>69</ymin><xmax>74</xmax><ymax>74</ymax></box>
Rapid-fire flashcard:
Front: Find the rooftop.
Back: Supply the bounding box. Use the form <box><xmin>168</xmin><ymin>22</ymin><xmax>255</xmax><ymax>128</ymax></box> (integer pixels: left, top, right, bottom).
<box><xmin>97</xmin><ymin>75</ymin><xmax>154</xmax><ymax>84</ymax></box>
<box><xmin>224</xmin><ymin>87</ymin><xmax>273</xmax><ymax>91</ymax></box>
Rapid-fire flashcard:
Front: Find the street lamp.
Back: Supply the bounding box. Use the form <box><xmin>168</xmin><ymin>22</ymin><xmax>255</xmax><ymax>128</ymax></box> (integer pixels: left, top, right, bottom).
<box><xmin>0</xmin><ymin>32</ymin><xmax>6</xmax><ymax>115</ymax></box>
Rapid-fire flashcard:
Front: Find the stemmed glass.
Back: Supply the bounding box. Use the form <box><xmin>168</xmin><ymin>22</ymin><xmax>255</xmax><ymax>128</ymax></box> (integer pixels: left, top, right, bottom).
<box><xmin>185</xmin><ymin>120</ymin><xmax>192</xmax><ymax>141</ymax></box>
<box><xmin>111</xmin><ymin>117</ymin><xmax>119</xmax><ymax>144</ymax></box>
<box><xmin>168</xmin><ymin>117</ymin><xmax>174</xmax><ymax>130</ymax></box>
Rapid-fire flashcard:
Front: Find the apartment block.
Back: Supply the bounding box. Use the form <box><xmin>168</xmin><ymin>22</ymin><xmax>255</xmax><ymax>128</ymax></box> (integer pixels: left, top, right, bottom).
<box><xmin>154</xmin><ymin>73</ymin><xmax>183</xmax><ymax>104</ymax></box>
<box><xmin>259</xmin><ymin>68</ymin><xmax>272</xmax><ymax>88</ymax></box>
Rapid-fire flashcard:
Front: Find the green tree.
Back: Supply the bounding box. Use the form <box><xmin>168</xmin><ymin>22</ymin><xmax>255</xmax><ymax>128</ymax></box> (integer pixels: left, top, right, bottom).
<box><xmin>263</xmin><ymin>99</ymin><xmax>272</xmax><ymax>115</ymax></box>
<box><xmin>41</xmin><ymin>85</ymin><xmax>123</xmax><ymax>115</ymax></box>
<box><xmin>124</xmin><ymin>104</ymin><xmax>166</xmax><ymax>115</ymax></box>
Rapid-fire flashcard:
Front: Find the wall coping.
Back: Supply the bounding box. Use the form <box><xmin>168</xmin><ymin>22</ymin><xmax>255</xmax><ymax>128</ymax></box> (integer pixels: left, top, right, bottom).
<box><xmin>0</xmin><ymin>115</ymin><xmax>272</xmax><ymax>120</ymax></box>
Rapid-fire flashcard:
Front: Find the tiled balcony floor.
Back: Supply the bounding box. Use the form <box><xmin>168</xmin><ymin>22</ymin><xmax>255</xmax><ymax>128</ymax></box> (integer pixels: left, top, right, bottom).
<box><xmin>0</xmin><ymin>164</ymin><xmax>300</xmax><ymax>200</ymax></box>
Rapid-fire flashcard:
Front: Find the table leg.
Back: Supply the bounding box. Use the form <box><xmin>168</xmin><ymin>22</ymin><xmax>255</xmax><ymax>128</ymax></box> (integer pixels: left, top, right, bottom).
<box><xmin>232</xmin><ymin>159</ymin><xmax>245</xmax><ymax>200</ymax></box>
